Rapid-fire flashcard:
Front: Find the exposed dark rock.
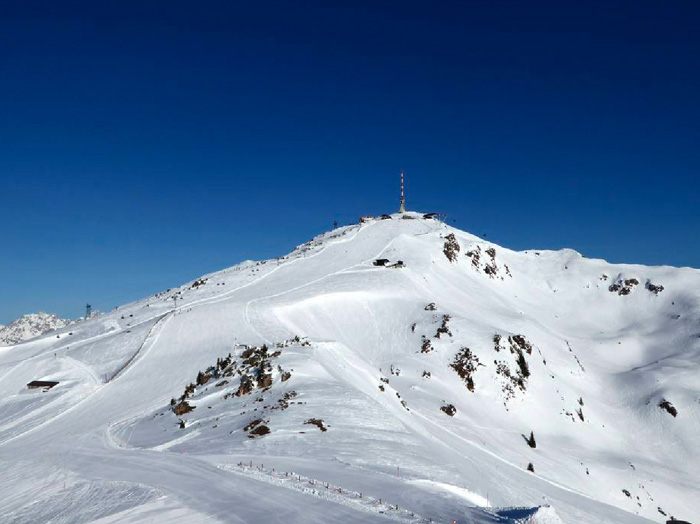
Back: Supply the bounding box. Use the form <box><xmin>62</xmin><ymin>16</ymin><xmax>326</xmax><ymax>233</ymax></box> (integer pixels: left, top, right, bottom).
<box><xmin>236</xmin><ymin>376</ymin><xmax>254</xmax><ymax>397</ymax></box>
<box><xmin>609</xmin><ymin>278</ymin><xmax>640</xmax><ymax>296</ymax></box>
<box><xmin>493</xmin><ymin>334</ymin><xmax>504</xmax><ymax>352</ymax></box>
<box><xmin>249</xmin><ymin>424</ymin><xmax>270</xmax><ymax>437</ymax></box>
<box><xmin>509</xmin><ymin>335</ymin><xmax>533</xmax><ymax>355</ymax></box>
<box><xmin>258</xmin><ymin>373</ymin><xmax>273</xmax><ymax>389</ymax></box>
<box><xmin>526</xmin><ymin>431</ymin><xmax>536</xmax><ymax>448</ymax></box>
<box><xmin>305</xmin><ymin>418</ymin><xmax>327</xmax><ymax>432</ymax></box>
<box><xmin>244</xmin><ymin>418</ymin><xmax>271</xmax><ymax>438</ymax></box>
<box><xmin>191</xmin><ymin>278</ymin><xmax>208</xmax><ymax>289</ymax></box>
<box><xmin>443</xmin><ymin>233</ymin><xmax>460</xmax><ymax>263</ymax></box>
<box><xmin>435</xmin><ymin>315</ymin><xmax>452</xmax><ymax>338</ymax></box>
<box><xmin>465</xmin><ymin>246</ymin><xmax>481</xmax><ymax>270</ymax></box>
<box><xmin>516</xmin><ymin>350</ymin><xmax>530</xmax><ymax>379</ymax></box>
<box><xmin>173</xmin><ymin>401</ymin><xmax>194</xmax><ymax>416</ymax></box>
<box><xmin>450</xmin><ymin>347</ymin><xmax>481</xmax><ymax>392</ymax></box>
<box><xmin>647</xmin><ymin>282</ymin><xmax>665</xmax><ymax>294</ymax></box>
<box><xmin>196</xmin><ymin>371</ymin><xmax>211</xmax><ymax>386</ymax></box>
<box><xmin>659</xmin><ymin>399</ymin><xmax>678</xmax><ymax>417</ymax></box>
<box><xmin>440</xmin><ymin>404</ymin><xmax>456</xmax><ymax>416</ymax></box>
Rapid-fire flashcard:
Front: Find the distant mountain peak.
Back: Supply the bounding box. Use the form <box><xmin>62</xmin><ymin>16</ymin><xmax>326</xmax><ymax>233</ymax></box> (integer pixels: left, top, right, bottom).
<box><xmin>0</xmin><ymin>312</ymin><xmax>71</xmax><ymax>346</ymax></box>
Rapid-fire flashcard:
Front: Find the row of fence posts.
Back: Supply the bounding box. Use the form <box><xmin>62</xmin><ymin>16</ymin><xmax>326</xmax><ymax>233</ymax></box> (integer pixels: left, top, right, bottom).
<box><xmin>233</xmin><ymin>461</ymin><xmax>457</xmax><ymax>523</ymax></box>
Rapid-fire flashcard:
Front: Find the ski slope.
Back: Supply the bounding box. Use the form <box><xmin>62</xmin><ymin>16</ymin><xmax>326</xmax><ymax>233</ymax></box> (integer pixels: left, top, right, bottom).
<box><xmin>0</xmin><ymin>211</ymin><xmax>698</xmax><ymax>523</ymax></box>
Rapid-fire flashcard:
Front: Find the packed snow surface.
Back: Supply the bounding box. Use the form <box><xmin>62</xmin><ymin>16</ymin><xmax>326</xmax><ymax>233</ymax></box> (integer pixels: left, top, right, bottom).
<box><xmin>0</xmin><ymin>211</ymin><xmax>698</xmax><ymax>524</ymax></box>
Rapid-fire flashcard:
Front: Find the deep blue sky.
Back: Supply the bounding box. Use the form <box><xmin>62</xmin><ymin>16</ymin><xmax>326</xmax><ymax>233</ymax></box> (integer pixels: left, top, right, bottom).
<box><xmin>1</xmin><ymin>1</ymin><xmax>698</xmax><ymax>323</ymax></box>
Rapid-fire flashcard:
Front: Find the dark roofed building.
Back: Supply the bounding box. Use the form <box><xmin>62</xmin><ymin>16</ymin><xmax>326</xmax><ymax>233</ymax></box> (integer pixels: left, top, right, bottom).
<box><xmin>27</xmin><ymin>380</ymin><xmax>59</xmax><ymax>390</ymax></box>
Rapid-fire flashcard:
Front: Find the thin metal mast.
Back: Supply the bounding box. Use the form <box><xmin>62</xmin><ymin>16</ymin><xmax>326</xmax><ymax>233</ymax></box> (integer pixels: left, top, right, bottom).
<box><xmin>398</xmin><ymin>171</ymin><xmax>406</xmax><ymax>213</ymax></box>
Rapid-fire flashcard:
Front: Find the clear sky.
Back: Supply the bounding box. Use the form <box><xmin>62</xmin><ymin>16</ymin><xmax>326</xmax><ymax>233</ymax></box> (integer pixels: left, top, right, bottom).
<box><xmin>1</xmin><ymin>1</ymin><xmax>698</xmax><ymax>324</ymax></box>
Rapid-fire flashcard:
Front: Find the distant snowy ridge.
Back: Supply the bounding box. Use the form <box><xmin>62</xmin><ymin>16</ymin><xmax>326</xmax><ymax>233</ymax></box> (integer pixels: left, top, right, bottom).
<box><xmin>0</xmin><ymin>312</ymin><xmax>71</xmax><ymax>346</ymax></box>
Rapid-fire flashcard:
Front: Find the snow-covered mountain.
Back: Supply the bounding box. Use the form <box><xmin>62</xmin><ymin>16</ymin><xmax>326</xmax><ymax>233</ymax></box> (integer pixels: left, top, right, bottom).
<box><xmin>0</xmin><ymin>312</ymin><xmax>71</xmax><ymax>346</ymax></box>
<box><xmin>0</xmin><ymin>212</ymin><xmax>698</xmax><ymax>524</ymax></box>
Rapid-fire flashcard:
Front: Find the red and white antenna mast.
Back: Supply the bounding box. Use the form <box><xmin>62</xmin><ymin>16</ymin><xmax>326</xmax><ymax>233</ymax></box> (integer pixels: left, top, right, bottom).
<box><xmin>398</xmin><ymin>171</ymin><xmax>406</xmax><ymax>213</ymax></box>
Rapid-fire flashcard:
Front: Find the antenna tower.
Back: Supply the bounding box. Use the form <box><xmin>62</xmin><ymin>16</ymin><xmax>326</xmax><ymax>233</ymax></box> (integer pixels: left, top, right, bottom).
<box><xmin>398</xmin><ymin>171</ymin><xmax>406</xmax><ymax>213</ymax></box>
<box><xmin>85</xmin><ymin>303</ymin><xmax>92</xmax><ymax>319</ymax></box>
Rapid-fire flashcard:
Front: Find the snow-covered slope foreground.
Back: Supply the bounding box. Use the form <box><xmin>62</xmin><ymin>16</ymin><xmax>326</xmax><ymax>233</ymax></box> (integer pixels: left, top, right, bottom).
<box><xmin>1</xmin><ymin>212</ymin><xmax>698</xmax><ymax>524</ymax></box>
<box><xmin>0</xmin><ymin>312</ymin><xmax>71</xmax><ymax>346</ymax></box>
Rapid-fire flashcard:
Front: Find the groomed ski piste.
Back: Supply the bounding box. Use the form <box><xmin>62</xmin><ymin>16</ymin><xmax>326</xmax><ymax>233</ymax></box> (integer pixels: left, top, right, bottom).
<box><xmin>0</xmin><ymin>211</ymin><xmax>698</xmax><ymax>523</ymax></box>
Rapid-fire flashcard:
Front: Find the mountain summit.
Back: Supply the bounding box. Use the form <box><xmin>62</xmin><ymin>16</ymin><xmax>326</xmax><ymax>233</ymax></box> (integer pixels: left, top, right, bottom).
<box><xmin>0</xmin><ymin>212</ymin><xmax>698</xmax><ymax>524</ymax></box>
<box><xmin>0</xmin><ymin>312</ymin><xmax>71</xmax><ymax>346</ymax></box>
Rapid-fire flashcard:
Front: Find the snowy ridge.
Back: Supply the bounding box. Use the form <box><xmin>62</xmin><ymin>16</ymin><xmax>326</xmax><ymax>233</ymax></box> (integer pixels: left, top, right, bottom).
<box><xmin>0</xmin><ymin>211</ymin><xmax>698</xmax><ymax>523</ymax></box>
<box><xmin>0</xmin><ymin>312</ymin><xmax>71</xmax><ymax>346</ymax></box>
